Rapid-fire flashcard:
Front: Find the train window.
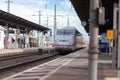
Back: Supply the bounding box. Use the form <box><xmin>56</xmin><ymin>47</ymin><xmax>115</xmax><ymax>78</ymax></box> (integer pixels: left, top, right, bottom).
<box><xmin>56</xmin><ymin>29</ymin><xmax>74</xmax><ymax>35</ymax></box>
<box><xmin>65</xmin><ymin>31</ymin><xmax>73</xmax><ymax>35</ymax></box>
<box><xmin>57</xmin><ymin>30</ymin><xmax>64</xmax><ymax>35</ymax></box>
<box><xmin>64</xmin><ymin>30</ymin><xmax>74</xmax><ymax>35</ymax></box>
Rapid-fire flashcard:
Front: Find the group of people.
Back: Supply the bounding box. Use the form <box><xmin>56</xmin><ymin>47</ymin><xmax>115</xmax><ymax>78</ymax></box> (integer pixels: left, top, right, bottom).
<box><xmin>4</xmin><ymin>34</ymin><xmax>38</xmax><ymax>49</ymax></box>
<box><xmin>4</xmin><ymin>36</ymin><xmax>26</xmax><ymax>49</ymax></box>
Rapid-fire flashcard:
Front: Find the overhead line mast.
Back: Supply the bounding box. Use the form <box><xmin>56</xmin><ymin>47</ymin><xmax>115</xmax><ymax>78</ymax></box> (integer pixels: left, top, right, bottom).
<box><xmin>5</xmin><ymin>0</ymin><xmax>12</xmax><ymax>13</ymax></box>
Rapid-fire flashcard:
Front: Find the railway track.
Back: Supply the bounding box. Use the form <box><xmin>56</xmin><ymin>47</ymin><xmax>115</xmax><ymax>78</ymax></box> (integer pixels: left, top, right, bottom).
<box><xmin>0</xmin><ymin>52</ymin><xmax>59</xmax><ymax>70</ymax></box>
<box><xmin>0</xmin><ymin>52</ymin><xmax>61</xmax><ymax>80</ymax></box>
<box><xmin>0</xmin><ymin>48</ymin><xmax>82</xmax><ymax>79</ymax></box>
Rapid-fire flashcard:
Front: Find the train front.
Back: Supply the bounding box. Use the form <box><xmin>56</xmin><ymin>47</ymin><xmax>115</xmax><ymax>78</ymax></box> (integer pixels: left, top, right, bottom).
<box><xmin>54</xmin><ymin>28</ymin><xmax>75</xmax><ymax>53</ymax></box>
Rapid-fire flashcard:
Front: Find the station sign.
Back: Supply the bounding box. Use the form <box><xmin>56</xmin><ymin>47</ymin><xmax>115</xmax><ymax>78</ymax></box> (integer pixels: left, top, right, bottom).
<box><xmin>20</xmin><ymin>30</ymin><xmax>26</xmax><ymax>34</ymax></box>
<box><xmin>107</xmin><ymin>30</ymin><xmax>113</xmax><ymax>40</ymax></box>
<box><xmin>101</xmin><ymin>33</ymin><xmax>109</xmax><ymax>43</ymax></box>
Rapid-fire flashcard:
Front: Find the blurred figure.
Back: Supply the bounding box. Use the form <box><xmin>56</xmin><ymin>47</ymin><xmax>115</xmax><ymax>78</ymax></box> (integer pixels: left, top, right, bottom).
<box><xmin>4</xmin><ymin>37</ymin><xmax>8</xmax><ymax>49</ymax></box>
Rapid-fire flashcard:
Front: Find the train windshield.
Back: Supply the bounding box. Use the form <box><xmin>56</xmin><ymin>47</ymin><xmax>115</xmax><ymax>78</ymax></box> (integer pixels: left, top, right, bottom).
<box><xmin>57</xmin><ymin>29</ymin><xmax>74</xmax><ymax>35</ymax></box>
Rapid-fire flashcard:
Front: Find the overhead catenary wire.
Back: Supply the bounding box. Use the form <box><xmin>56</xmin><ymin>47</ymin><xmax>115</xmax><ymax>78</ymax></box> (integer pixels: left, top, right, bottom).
<box><xmin>13</xmin><ymin>0</ymin><xmax>38</xmax><ymax>13</ymax></box>
<box><xmin>12</xmin><ymin>0</ymin><xmax>52</xmax><ymax>20</ymax></box>
<box><xmin>55</xmin><ymin>0</ymin><xmax>69</xmax><ymax>16</ymax></box>
<box><xmin>56</xmin><ymin>0</ymin><xmax>80</xmax><ymax>24</ymax></box>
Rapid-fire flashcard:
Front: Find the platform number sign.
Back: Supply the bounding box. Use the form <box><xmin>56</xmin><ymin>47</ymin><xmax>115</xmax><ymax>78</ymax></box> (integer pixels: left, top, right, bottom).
<box><xmin>107</xmin><ymin>30</ymin><xmax>113</xmax><ymax>40</ymax></box>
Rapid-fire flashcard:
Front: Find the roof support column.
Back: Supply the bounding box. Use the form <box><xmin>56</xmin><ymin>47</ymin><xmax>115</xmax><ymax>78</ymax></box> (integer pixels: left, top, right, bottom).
<box><xmin>88</xmin><ymin>0</ymin><xmax>99</xmax><ymax>80</ymax></box>
<box><xmin>5</xmin><ymin>22</ymin><xmax>9</xmax><ymax>49</ymax></box>
<box><xmin>42</xmin><ymin>31</ymin><xmax>45</xmax><ymax>46</ymax></box>
<box><xmin>37</xmin><ymin>30</ymin><xmax>40</xmax><ymax>47</ymax></box>
<box><xmin>16</xmin><ymin>28</ymin><xmax>21</xmax><ymax>48</ymax></box>
<box><xmin>39</xmin><ymin>31</ymin><xmax>43</xmax><ymax>47</ymax></box>
<box><xmin>15</xmin><ymin>27</ymin><xmax>18</xmax><ymax>48</ymax></box>
<box><xmin>24</xmin><ymin>29</ymin><xmax>29</xmax><ymax>48</ymax></box>
<box><xmin>112</xmin><ymin>4</ymin><xmax>118</xmax><ymax>69</ymax></box>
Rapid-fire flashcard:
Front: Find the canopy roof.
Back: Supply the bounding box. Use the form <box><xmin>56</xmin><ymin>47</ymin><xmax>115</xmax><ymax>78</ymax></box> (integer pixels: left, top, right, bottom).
<box><xmin>0</xmin><ymin>10</ymin><xmax>49</xmax><ymax>31</ymax></box>
<box><xmin>70</xmin><ymin>0</ymin><xmax>118</xmax><ymax>34</ymax></box>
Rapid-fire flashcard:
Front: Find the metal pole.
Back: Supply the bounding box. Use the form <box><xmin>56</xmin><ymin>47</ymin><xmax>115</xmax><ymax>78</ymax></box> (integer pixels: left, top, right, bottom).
<box><xmin>39</xmin><ymin>11</ymin><xmax>41</xmax><ymax>25</ymax></box>
<box><xmin>118</xmin><ymin>0</ymin><xmax>120</xmax><ymax>77</ymax></box>
<box><xmin>67</xmin><ymin>15</ymin><xmax>70</xmax><ymax>27</ymax></box>
<box><xmin>38</xmin><ymin>31</ymin><xmax>41</xmax><ymax>47</ymax></box>
<box><xmin>109</xmin><ymin>40</ymin><xmax>111</xmax><ymax>56</ymax></box>
<box><xmin>8</xmin><ymin>0</ymin><xmax>10</xmax><ymax>12</ymax></box>
<box><xmin>113</xmin><ymin>4</ymin><xmax>118</xmax><ymax>68</ymax></box>
<box><xmin>7</xmin><ymin>0</ymin><xmax>11</xmax><ymax>13</ymax></box>
<box><xmin>54</xmin><ymin>4</ymin><xmax>56</xmax><ymax>44</ymax></box>
<box><xmin>5</xmin><ymin>0</ymin><xmax>12</xmax><ymax>12</ymax></box>
<box><xmin>88</xmin><ymin>0</ymin><xmax>99</xmax><ymax>80</ymax></box>
<box><xmin>7</xmin><ymin>0</ymin><xmax>10</xmax><ymax>48</ymax></box>
<box><xmin>37</xmin><ymin>31</ymin><xmax>39</xmax><ymax>47</ymax></box>
<box><xmin>45</xmin><ymin>3</ymin><xmax>47</xmax><ymax>9</ymax></box>
<box><xmin>40</xmin><ymin>31</ymin><xmax>43</xmax><ymax>46</ymax></box>
<box><xmin>5</xmin><ymin>23</ymin><xmax>9</xmax><ymax>49</ymax></box>
<box><xmin>47</xmin><ymin>16</ymin><xmax>49</xmax><ymax>28</ymax></box>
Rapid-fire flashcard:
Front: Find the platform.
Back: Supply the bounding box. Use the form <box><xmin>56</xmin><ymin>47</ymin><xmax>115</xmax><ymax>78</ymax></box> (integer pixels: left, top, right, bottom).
<box><xmin>2</xmin><ymin>48</ymin><xmax>116</xmax><ymax>80</ymax></box>
<box><xmin>0</xmin><ymin>47</ymin><xmax>54</xmax><ymax>57</ymax></box>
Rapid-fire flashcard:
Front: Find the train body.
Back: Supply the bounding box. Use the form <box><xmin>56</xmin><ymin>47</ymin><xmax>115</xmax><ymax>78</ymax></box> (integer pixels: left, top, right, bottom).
<box><xmin>54</xmin><ymin>27</ymin><xmax>88</xmax><ymax>54</ymax></box>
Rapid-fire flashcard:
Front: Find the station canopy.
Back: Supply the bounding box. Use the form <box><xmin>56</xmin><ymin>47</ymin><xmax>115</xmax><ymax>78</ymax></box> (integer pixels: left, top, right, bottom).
<box><xmin>70</xmin><ymin>0</ymin><xmax>119</xmax><ymax>34</ymax></box>
<box><xmin>0</xmin><ymin>9</ymin><xmax>49</xmax><ymax>31</ymax></box>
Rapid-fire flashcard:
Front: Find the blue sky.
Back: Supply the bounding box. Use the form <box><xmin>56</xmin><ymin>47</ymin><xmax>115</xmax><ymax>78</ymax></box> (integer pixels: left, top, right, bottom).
<box><xmin>0</xmin><ymin>0</ymin><xmax>89</xmax><ymax>41</ymax></box>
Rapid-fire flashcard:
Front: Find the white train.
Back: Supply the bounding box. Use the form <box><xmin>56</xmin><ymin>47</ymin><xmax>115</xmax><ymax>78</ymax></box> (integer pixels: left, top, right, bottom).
<box><xmin>54</xmin><ymin>27</ymin><xmax>88</xmax><ymax>54</ymax></box>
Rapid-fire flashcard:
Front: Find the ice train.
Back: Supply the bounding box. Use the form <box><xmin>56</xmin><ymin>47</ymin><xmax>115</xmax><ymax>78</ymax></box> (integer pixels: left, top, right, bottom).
<box><xmin>54</xmin><ymin>27</ymin><xmax>88</xmax><ymax>54</ymax></box>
